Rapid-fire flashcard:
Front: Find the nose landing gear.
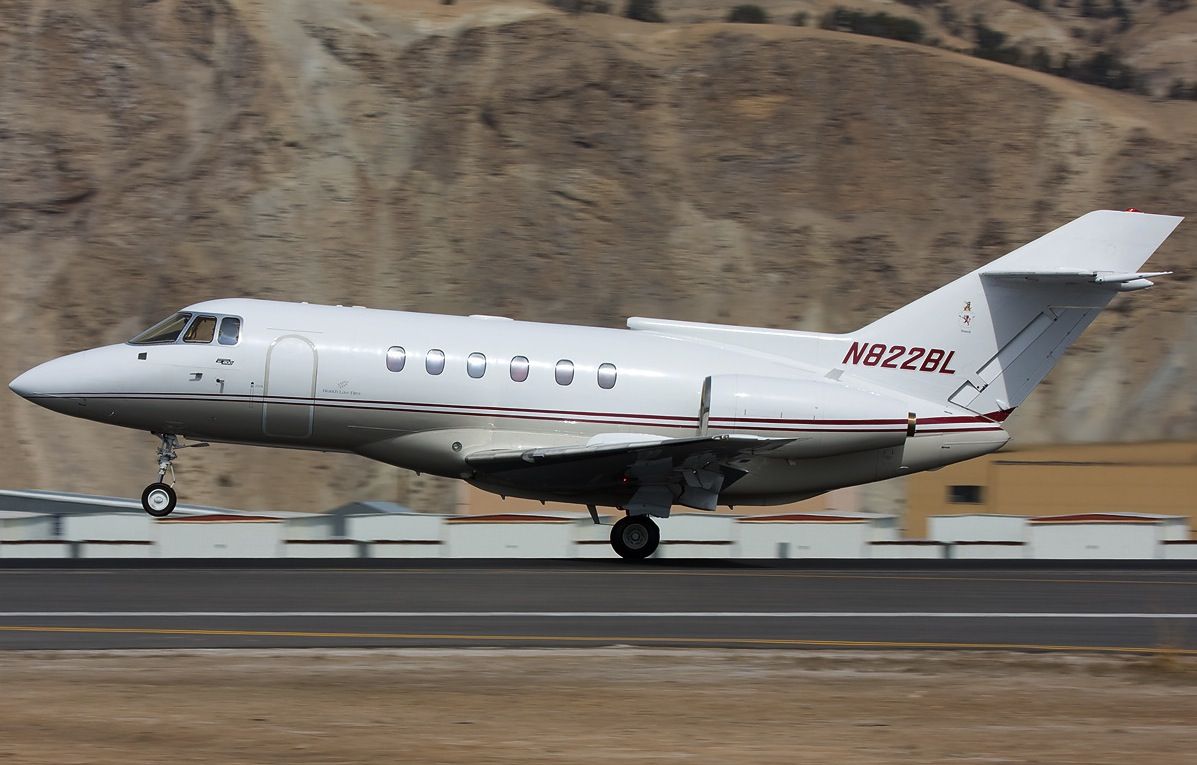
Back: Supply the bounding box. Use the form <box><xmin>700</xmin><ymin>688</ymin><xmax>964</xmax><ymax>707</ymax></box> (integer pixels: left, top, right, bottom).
<box><xmin>140</xmin><ymin>433</ymin><xmax>206</xmax><ymax>518</ymax></box>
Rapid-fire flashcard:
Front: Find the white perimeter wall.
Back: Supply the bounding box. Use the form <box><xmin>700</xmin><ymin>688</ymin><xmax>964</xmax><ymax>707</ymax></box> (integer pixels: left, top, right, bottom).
<box><xmin>154</xmin><ymin>521</ymin><xmax>283</xmax><ymax>558</ymax></box>
<box><xmin>1029</xmin><ymin>523</ymin><xmax>1161</xmax><ymax>559</ymax></box>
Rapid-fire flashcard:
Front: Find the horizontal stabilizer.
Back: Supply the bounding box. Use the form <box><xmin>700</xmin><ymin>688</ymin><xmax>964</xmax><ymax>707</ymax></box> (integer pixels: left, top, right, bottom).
<box><xmin>983</xmin><ymin>270</ymin><xmax>1171</xmax><ymax>291</ymax></box>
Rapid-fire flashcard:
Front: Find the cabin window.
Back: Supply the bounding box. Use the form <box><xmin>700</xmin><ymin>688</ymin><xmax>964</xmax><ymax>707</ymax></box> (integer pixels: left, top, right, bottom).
<box><xmin>467</xmin><ymin>353</ymin><xmax>487</xmax><ymax>379</ymax></box>
<box><xmin>386</xmin><ymin>346</ymin><xmax>406</xmax><ymax>372</ymax></box>
<box><xmin>129</xmin><ymin>313</ymin><xmax>192</xmax><ymax>345</ymax></box>
<box><xmin>183</xmin><ymin>315</ymin><xmax>217</xmax><ymax>344</ymax></box>
<box><xmin>218</xmin><ymin>317</ymin><xmax>241</xmax><ymax>346</ymax></box>
<box><xmin>555</xmin><ymin>360</ymin><xmax>575</xmax><ymax>386</ymax></box>
<box><xmin>510</xmin><ymin>356</ymin><xmax>530</xmax><ymax>382</ymax></box>
<box><xmin>597</xmin><ymin>363</ymin><xmax>617</xmax><ymax>390</ymax></box>
<box><xmin>426</xmin><ymin>349</ymin><xmax>445</xmax><ymax>375</ymax></box>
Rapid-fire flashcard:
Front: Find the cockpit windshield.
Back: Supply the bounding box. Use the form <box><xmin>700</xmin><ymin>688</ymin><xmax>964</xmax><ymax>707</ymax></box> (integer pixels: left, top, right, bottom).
<box><xmin>129</xmin><ymin>313</ymin><xmax>192</xmax><ymax>345</ymax></box>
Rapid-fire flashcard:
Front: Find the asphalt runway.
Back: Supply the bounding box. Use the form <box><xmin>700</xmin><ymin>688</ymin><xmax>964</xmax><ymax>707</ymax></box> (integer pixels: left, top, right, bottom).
<box><xmin>0</xmin><ymin>562</ymin><xmax>1194</xmax><ymax>652</ymax></box>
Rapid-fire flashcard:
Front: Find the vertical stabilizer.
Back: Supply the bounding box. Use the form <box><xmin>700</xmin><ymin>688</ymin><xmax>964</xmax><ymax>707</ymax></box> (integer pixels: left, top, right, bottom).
<box><xmin>837</xmin><ymin>210</ymin><xmax>1182</xmax><ymax>414</ymax></box>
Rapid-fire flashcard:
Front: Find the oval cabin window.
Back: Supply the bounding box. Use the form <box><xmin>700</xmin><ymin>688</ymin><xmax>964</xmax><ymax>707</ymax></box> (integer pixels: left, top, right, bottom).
<box><xmin>510</xmin><ymin>356</ymin><xmax>530</xmax><ymax>383</ymax></box>
<box><xmin>597</xmin><ymin>363</ymin><xmax>617</xmax><ymax>390</ymax></box>
<box><xmin>426</xmin><ymin>349</ymin><xmax>446</xmax><ymax>375</ymax></box>
<box><xmin>467</xmin><ymin>353</ymin><xmax>487</xmax><ymax>379</ymax></box>
<box><xmin>386</xmin><ymin>346</ymin><xmax>406</xmax><ymax>372</ymax></box>
<box><xmin>555</xmin><ymin>360</ymin><xmax>575</xmax><ymax>386</ymax></box>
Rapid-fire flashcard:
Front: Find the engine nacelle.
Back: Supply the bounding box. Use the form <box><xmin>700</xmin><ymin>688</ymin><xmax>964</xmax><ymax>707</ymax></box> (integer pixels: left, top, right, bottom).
<box><xmin>704</xmin><ymin>375</ymin><xmax>912</xmax><ymax>458</ymax></box>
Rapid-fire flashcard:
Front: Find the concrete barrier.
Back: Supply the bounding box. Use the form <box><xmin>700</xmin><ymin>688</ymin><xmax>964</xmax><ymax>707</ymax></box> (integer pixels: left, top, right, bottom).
<box><xmin>80</xmin><ymin>541</ymin><xmax>154</xmax><ymax>558</ymax></box>
<box><xmin>346</xmin><ymin>513</ymin><xmax>444</xmax><ymax>558</ymax></box>
<box><xmin>1162</xmin><ymin>541</ymin><xmax>1197</xmax><ymax>560</ymax></box>
<box><xmin>0</xmin><ymin>513</ymin><xmax>58</xmax><ymax>541</ymax></box>
<box><xmin>736</xmin><ymin>513</ymin><xmax>895</xmax><ymax>558</ymax></box>
<box><xmin>947</xmin><ymin>541</ymin><xmax>1027</xmax><ymax>559</ymax></box>
<box><xmin>62</xmin><ymin>513</ymin><xmax>153</xmax><ymax>541</ymax></box>
<box><xmin>573</xmin><ymin>518</ymin><xmax>620</xmax><ymax>559</ymax></box>
<box><xmin>1029</xmin><ymin>514</ymin><xmax>1182</xmax><ymax>559</ymax></box>
<box><xmin>869</xmin><ymin>541</ymin><xmax>947</xmax><ymax>559</ymax></box>
<box><xmin>656</xmin><ymin>514</ymin><xmax>736</xmax><ymax>559</ymax></box>
<box><xmin>446</xmin><ymin>514</ymin><xmax>573</xmax><ymax>558</ymax></box>
<box><xmin>0</xmin><ymin>540</ymin><xmax>73</xmax><ymax>558</ymax></box>
<box><xmin>154</xmin><ymin>515</ymin><xmax>284</xmax><ymax>558</ymax></box>
<box><xmin>284</xmin><ymin>540</ymin><xmax>366</xmax><ymax>558</ymax></box>
<box><xmin>929</xmin><ymin>514</ymin><xmax>1028</xmax><ymax>544</ymax></box>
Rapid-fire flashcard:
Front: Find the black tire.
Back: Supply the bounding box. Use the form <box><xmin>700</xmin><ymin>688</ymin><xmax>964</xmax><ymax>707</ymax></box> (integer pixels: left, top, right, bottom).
<box><xmin>611</xmin><ymin>515</ymin><xmax>660</xmax><ymax>560</ymax></box>
<box><xmin>141</xmin><ymin>482</ymin><xmax>177</xmax><ymax>518</ymax></box>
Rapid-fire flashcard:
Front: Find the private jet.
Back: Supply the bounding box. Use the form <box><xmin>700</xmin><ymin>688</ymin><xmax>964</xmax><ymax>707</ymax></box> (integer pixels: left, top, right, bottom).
<box><xmin>9</xmin><ymin>210</ymin><xmax>1181</xmax><ymax>557</ymax></box>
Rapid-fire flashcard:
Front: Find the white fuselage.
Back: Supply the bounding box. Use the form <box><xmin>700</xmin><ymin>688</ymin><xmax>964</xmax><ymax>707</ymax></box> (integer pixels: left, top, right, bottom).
<box><xmin>10</xmin><ymin>298</ymin><xmax>1009</xmax><ymax>508</ymax></box>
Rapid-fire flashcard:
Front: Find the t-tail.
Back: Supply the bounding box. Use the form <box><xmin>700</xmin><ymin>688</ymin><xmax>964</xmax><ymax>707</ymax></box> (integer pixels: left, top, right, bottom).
<box><xmin>838</xmin><ymin>210</ymin><xmax>1183</xmax><ymax>416</ymax></box>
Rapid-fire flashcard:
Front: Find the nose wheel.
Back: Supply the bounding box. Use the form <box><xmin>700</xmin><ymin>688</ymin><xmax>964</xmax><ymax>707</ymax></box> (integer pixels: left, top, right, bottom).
<box><xmin>141</xmin><ymin>482</ymin><xmax>177</xmax><ymax>518</ymax></box>
<box><xmin>611</xmin><ymin>515</ymin><xmax>660</xmax><ymax>559</ymax></box>
<box><xmin>140</xmin><ymin>433</ymin><xmax>205</xmax><ymax>517</ymax></box>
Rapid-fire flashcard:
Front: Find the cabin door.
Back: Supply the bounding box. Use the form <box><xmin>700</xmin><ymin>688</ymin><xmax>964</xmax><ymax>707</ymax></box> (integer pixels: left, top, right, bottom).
<box><xmin>263</xmin><ymin>335</ymin><xmax>317</xmax><ymax>438</ymax></box>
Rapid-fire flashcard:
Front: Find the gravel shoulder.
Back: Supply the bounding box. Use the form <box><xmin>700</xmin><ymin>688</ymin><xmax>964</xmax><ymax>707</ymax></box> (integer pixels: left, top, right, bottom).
<box><xmin>1</xmin><ymin>649</ymin><xmax>1194</xmax><ymax>764</ymax></box>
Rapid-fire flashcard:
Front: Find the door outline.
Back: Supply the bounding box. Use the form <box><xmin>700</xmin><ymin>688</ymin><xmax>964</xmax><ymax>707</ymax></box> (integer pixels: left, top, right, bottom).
<box><xmin>263</xmin><ymin>334</ymin><xmax>318</xmax><ymax>438</ymax></box>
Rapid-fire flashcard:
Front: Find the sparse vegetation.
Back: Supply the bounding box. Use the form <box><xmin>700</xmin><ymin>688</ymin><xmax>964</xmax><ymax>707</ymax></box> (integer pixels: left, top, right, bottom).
<box><xmin>1158</xmin><ymin>0</ymin><xmax>1191</xmax><ymax>12</ymax></box>
<box><xmin>791</xmin><ymin>11</ymin><xmax>809</xmax><ymax>26</ymax></box>
<box><xmin>973</xmin><ymin>20</ymin><xmax>1023</xmax><ymax>65</ymax></box>
<box><xmin>820</xmin><ymin>8</ymin><xmax>925</xmax><ymax>43</ymax></box>
<box><xmin>1028</xmin><ymin>47</ymin><xmax>1052</xmax><ymax>73</ymax></box>
<box><xmin>547</xmin><ymin>0</ymin><xmax>612</xmax><ymax>13</ymax></box>
<box><xmin>1070</xmin><ymin>49</ymin><xmax>1143</xmax><ymax>91</ymax></box>
<box><xmin>726</xmin><ymin>4</ymin><xmax>769</xmax><ymax>23</ymax></box>
<box><xmin>623</xmin><ymin>0</ymin><xmax>664</xmax><ymax>22</ymax></box>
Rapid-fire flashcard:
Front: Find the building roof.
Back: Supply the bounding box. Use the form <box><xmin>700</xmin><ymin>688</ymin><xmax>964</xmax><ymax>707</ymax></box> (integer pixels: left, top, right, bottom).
<box><xmin>1029</xmin><ymin>512</ymin><xmax>1186</xmax><ymax>524</ymax></box>
<box><xmin>157</xmin><ymin>514</ymin><xmax>282</xmax><ymax>523</ymax></box>
<box><xmin>738</xmin><ymin>512</ymin><xmax>894</xmax><ymax>523</ymax></box>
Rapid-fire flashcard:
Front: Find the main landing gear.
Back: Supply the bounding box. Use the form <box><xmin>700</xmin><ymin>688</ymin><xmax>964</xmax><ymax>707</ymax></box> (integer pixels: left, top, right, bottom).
<box><xmin>140</xmin><ymin>433</ymin><xmax>206</xmax><ymax>518</ymax></box>
<box><xmin>611</xmin><ymin>515</ymin><xmax>660</xmax><ymax>560</ymax></box>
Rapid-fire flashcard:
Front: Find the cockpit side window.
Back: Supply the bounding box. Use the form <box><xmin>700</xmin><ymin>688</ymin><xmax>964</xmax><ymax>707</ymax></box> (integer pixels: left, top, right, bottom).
<box><xmin>129</xmin><ymin>313</ymin><xmax>192</xmax><ymax>345</ymax></box>
<box><xmin>218</xmin><ymin>317</ymin><xmax>242</xmax><ymax>346</ymax></box>
<box><xmin>183</xmin><ymin>316</ymin><xmax>218</xmax><ymax>343</ymax></box>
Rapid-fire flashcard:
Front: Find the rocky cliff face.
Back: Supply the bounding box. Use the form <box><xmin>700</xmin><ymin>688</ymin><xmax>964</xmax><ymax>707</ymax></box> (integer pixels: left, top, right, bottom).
<box><xmin>3</xmin><ymin>0</ymin><xmax>1195</xmax><ymax>513</ymax></box>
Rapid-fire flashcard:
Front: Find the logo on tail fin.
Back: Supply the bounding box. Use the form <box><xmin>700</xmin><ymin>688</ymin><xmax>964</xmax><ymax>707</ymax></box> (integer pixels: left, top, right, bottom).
<box><xmin>959</xmin><ymin>301</ymin><xmax>974</xmax><ymax>333</ymax></box>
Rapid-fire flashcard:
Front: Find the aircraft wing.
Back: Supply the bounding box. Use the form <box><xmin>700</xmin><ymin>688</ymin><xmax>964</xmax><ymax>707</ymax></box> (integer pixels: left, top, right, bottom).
<box><xmin>466</xmin><ymin>434</ymin><xmax>792</xmax><ymax>513</ymax></box>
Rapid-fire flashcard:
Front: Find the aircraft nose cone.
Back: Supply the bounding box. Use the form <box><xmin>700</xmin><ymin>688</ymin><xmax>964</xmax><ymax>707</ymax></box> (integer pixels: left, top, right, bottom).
<box><xmin>9</xmin><ymin>368</ymin><xmax>37</xmax><ymax>398</ymax></box>
<box><xmin>9</xmin><ymin>358</ymin><xmax>71</xmax><ymax>400</ymax></box>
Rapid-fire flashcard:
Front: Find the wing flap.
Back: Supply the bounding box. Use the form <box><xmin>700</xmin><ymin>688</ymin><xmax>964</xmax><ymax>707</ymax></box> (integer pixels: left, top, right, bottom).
<box><xmin>466</xmin><ymin>433</ymin><xmax>792</xmax><ymax>511</ymax></box>
<box><xmin>466</xmin><ymin>433</ymin><xmax>788</xmax><ymax>471</ymax></box>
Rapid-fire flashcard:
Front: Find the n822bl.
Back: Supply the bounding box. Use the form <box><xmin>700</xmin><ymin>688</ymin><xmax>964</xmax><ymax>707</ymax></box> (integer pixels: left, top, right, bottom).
<box><xmin>842</xmin><ymin>342</ymin><xmax>958</xmax><ymax>374</ymax></box>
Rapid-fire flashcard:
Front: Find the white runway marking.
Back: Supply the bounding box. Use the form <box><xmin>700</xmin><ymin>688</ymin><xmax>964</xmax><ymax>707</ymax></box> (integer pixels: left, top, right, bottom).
<box><xmin>0</xmin><ymin>612</ymin><xmax>1195</xmax><ymax>619</ymax></box>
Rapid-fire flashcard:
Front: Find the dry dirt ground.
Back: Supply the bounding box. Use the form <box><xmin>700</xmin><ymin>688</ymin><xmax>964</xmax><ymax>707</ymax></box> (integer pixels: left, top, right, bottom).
<box><xmin>0</xmin><ymin>649</ymin><xmax>1194</xmax><ymax>764</ymax></box>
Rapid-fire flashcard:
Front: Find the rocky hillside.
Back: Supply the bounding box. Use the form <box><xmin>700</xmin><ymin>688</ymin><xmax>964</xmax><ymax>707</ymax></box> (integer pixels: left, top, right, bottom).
<box><xmin>2</xmin><ymin>0</ymin><xmax>1195</xmax><ymax>514</ymax></box>
<box><xmin>662</xmin><ymin>0</ymin><xmax>1197</xmax><ymax>96</ymax></box>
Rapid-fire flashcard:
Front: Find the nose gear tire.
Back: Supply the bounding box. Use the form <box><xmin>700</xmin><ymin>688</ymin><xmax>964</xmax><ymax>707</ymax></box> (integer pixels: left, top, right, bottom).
<box><xmin>141</xmin><ymin>482</ymin><xmax>177</xmax><ymax>518</ymax></box>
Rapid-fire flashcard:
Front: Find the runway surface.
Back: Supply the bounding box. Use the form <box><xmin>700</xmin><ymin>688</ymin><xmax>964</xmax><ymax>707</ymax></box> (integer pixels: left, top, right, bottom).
<box><xmin>1</xmin><ymin>562</ymin><xmax>1194</xmax><ymax>652</ymax></box>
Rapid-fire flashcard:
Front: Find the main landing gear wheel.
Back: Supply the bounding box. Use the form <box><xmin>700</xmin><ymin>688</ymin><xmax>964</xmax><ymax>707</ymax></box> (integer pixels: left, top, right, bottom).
<box><xmin>611</xmin><ymin>515</ymin><xmax>660</xmax><ymax>560</ymax></box>
<box><xmin>141</xmin><ymin>482</ymin><xmax>177</xmax><ymax>518</ymax></box>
